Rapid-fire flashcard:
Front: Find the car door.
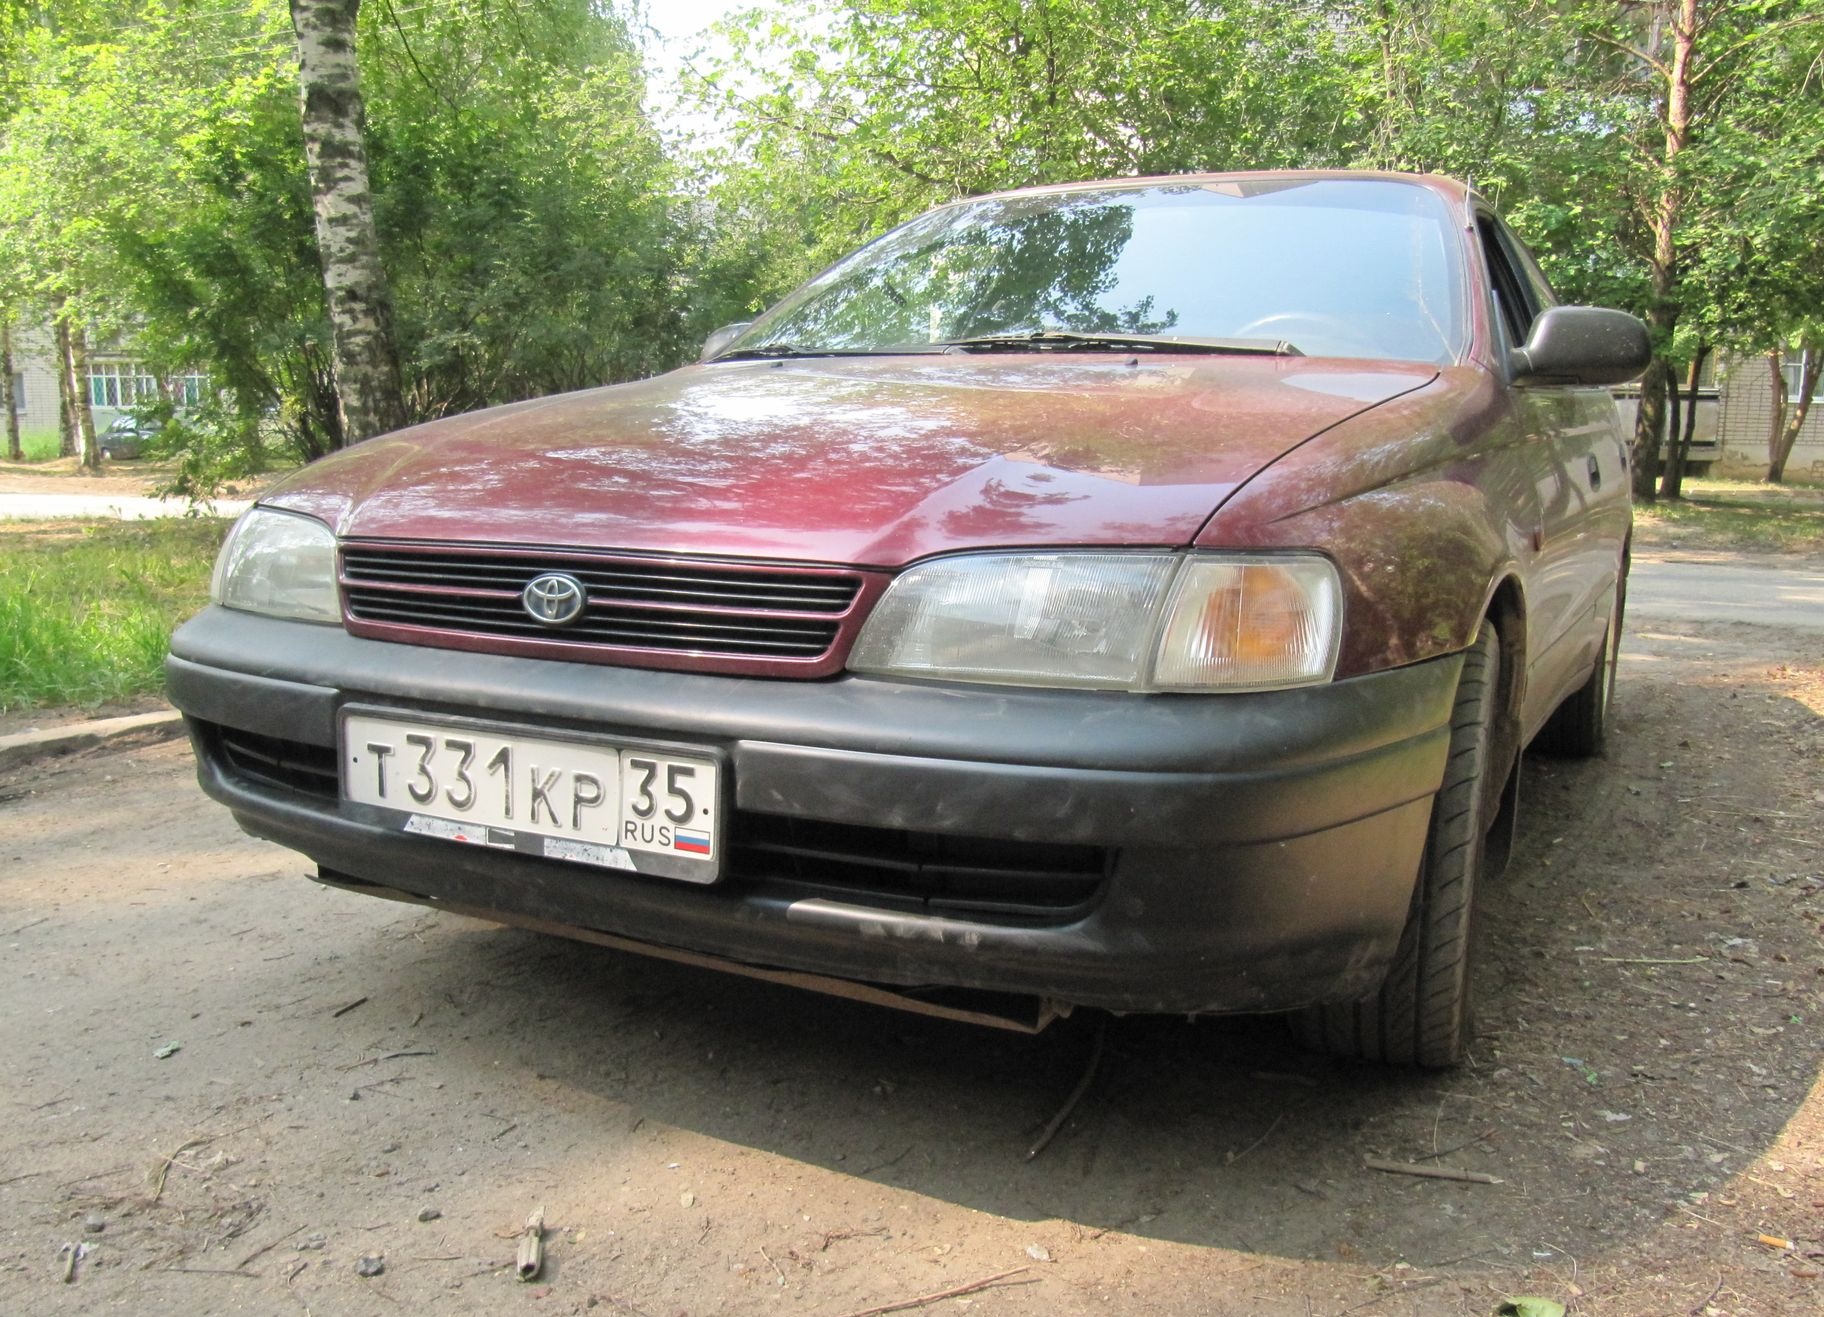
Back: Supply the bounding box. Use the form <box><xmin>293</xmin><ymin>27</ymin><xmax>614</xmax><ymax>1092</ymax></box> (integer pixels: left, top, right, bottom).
<box><xmin>1476</xmin><ymin>214</ymin><xmax>1626</xmax><ymax>731</ymax></box>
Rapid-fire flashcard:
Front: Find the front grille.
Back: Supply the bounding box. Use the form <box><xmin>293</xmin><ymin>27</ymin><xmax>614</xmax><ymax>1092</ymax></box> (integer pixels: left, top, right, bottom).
<box><xmin>200</xmin><ymin>723</ymin><xmax>1108</xmax><ymax>924</ymax></box>
<box><xmin>732</xmin><ymin>813</ymin><xmax>1109</xmax><ymax>922</ymax></box>
<box><xmin>340</xmin><ymin>545</ymin><xmax>878</xmax><ymax>676</ymax></box>
<box><xmin>212</xmin><ymin>726</ymin><xmax>339</xmax><ymax>800</ymax></box>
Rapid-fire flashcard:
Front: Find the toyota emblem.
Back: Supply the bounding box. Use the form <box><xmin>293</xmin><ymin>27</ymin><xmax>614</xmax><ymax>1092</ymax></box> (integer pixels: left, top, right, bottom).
<box><xmin>521</xmin><ymin>573</ymin><xmax>587</xmax><ymax>627</ymax></box>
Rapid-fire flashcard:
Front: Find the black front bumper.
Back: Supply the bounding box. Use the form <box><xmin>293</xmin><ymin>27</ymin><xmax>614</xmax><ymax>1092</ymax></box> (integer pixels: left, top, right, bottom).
<box><xmin>167</xmin><ymin>607</ymin><xmax>1462</xmax><ymax>1015</ymax></box>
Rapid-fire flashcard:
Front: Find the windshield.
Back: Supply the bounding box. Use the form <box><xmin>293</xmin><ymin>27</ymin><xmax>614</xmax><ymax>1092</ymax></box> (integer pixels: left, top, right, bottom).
<box><xmin>727</xmin><ymin>178</ymin><xmax>1467</xmax><ymax>365</ymax></box>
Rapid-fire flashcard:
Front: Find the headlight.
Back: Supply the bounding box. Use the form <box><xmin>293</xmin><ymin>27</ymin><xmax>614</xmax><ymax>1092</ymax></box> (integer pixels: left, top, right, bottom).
<box><xmin>210</xmin><ymin>507</ymin><xmax>340</xmax><ymax>624</ymax></box>
<box><xmin>849</xmin><ymin>551</ymin><xmax>1340</xmax><ymax>692</ymax></box>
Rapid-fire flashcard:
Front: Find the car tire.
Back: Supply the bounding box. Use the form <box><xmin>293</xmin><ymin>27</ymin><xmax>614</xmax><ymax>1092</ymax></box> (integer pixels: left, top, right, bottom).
<box><xmin>1535</xmin><ymin>576</ymin><xmax>1624</xmax><ymax>759</ymax></box>
<box><xmin>1295</xmin><ymin>623</ymin><xmax>1501</xmax><ymax>1067</ymax></box>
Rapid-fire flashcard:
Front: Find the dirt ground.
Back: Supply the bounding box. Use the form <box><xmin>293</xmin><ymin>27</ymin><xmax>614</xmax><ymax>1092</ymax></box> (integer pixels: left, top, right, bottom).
<box><xmin>1</xmin><ymin>602</ymin><xmax>1819</xmax><ymax>1316</ymax></box>
<box><xmin>0</xmin><ymin>457</ymin><xmax>169</xmax><ymax>494</ymax></box>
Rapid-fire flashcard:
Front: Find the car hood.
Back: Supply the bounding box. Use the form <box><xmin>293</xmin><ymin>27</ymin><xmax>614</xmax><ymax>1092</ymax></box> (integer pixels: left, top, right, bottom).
<box><xmin>264</xmin><ymin>355</ymin><xmax>1438</xmax><ymax>566</ymax></box>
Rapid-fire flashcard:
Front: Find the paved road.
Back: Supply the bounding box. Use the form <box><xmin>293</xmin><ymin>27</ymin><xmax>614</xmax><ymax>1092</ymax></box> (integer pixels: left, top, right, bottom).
<box><xmin>0</xmin><ymin>491</ymin><xmax>251</xmax><ymax>520</ymax></box>
<box><xmin>1630</xmin><ymin>554</ymin><xmax>1824</xmax><ymax>631</ymax></box>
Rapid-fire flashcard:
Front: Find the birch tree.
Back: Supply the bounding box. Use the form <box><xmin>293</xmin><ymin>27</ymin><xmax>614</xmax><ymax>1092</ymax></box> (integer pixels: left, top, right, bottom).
<box><xmin>289</xmin><ymin>0</ymin><xmax>406</xmax><ymax>444</ymax></box>
<box><xmin>1</xmin><ymin>316</ymin><xmax>21</xmax><ymax>462</ymax></box>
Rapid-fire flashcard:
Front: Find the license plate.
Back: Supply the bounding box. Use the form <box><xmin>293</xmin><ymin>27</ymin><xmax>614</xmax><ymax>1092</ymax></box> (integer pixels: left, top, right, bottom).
<box><xmin>340</xmin><ymin>712</ymin><xmax>722</xmax><ymax>883</ymax></box>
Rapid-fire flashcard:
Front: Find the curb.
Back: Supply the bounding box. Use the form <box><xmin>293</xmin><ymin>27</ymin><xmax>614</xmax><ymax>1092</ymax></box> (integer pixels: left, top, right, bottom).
<box><xmin>0</xmin><ymin>709</ymin><xmax>187</xmax><ymax>773</ymax></box>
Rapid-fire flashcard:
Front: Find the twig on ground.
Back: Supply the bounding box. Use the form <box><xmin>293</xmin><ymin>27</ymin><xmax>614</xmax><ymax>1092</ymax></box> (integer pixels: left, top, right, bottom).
<box><xmin>826</xmin><ymin>1266</ymin><xmax>1033</xmax><ymax>1317</ymax></box>
<box><xmin>1599</xmin><ymin>956</ymin><xmax>1707</xmax><ymax>965</ymax></box>
<box><xmin>1699</xmin><ymin>1134</ymin><xmax>1753</xmax><ymax>1155</ymax></box>
<box><xmin>761</xmin><ymin>1245</ymin><xmax>785</xmax><ymax>1285</ymax></box>
<box><xmin>1415</xmin><ymin>1129</ymin><xmax>1498</xmax><ymax>1163</ymax></box>
<box><xmin>516</xmin><ymin>1206</ymin><xmax>545</xmax><ymax>1281</ymax></box>
<box><xmin>820</xmin><ymin>1226</ymin><xmax>889</xmax><ymax>1251</ymax></box>
<box><xmin>236</xmin><ymin>1224</ymin><xmax>304</xmax><ymax>1270</ymax></box>
<box><xmin>1027</xmin><ymin>1017</ymin><xmax>1107</xmax><ymax>1161</ymax></box>
<box><xmin>1362</xmin><ymin>1158</ymin><xmax>1501</xmax><ymax>1185</ymax></box>
<box><xmin>162</xmin><ymin>1266</ymin><xmax>257</xmax><ymax>1277</ymax></box>
<box><xmin>1690</xmin><ymin>1271</ymin><xmax>1725</xmax><ymax>1314</ymax></box>
<box><xmin>857</xmin><ymin>1145</ymin><xmax>912</xmax><ymax>1177</ymax></box>
<box><xmin>146</xmin><ymin>1137</ymin><xmax>214</xmax><ymax>1203</ymax></box>
<box><xmin>1338</xmin><ymin>1276</ymin><xmax>1446</xmax><ymax>1313</ymax></box>
<box><xmin>331</xmin><ymin>996</ymin><xmax>369</xmax><ymax>1018</ymax></box>
<box><xmin>338</xmin><ymin>1050</ymin><xmax>435</xmax><ymax>1072</ymax></box>
<box><xmin>1228</xmin><ymin>1113</ymin><xmax>1285</xmax><ymax>1165</ymax></box>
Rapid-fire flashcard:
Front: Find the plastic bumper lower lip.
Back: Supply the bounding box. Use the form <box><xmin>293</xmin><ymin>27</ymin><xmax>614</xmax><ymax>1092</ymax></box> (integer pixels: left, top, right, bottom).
<box><xmin>167</xmin><ymin>607</ymin><xmax>1463</xmax><ymax>1015</ymax></box>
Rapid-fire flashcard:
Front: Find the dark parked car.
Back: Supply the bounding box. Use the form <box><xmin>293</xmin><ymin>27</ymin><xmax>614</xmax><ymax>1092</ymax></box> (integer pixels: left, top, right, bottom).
<box><xmin>169</xmin><ymin>172</ymin><xmax>1648</xmax><ymax>1066</ymax></box>
<box><xmin>99</xmin><ymin>414</ymin><xmax>159</xmax><ymax>460</ymax></box>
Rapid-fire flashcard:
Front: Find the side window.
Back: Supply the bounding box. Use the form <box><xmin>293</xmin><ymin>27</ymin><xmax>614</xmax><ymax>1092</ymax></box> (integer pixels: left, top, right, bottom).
<box><xmin>1477</xmin><ymin>216</ymin><xmax>1537</xmax><ymax>346</ymax></box>
<box><xmin>1495</xmin><ymin>220</ymin><xmax>1558</xmax><ymax>320</ymax></box>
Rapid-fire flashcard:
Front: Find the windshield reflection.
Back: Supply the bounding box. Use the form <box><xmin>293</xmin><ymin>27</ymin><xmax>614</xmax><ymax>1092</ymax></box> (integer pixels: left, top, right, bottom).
<box><xmin>734</xmin><ymin>179</ymin><xmax>1466</xmax><ymax>366</ymax></box>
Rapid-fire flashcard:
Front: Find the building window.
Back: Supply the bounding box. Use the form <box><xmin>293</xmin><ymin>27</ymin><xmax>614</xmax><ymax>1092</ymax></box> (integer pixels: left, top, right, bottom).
<box><xmin>1782</xmin><ymin>352</ymin><xmax>1821</xmax><ymax>402</ymax></box>
<box><xmin>8</xmin><ymin>373</ymin><xmax>21</xmax><ymax>413</ymax></box>
<box><xmin>88</xmin><ymin>360</ymin><xmax>159</xmax><ymax>410</ymax></box>
<box><xmin>174</xmin><ymin>371</ymin><xmax>208</xmax><ymax>408</ymax></box>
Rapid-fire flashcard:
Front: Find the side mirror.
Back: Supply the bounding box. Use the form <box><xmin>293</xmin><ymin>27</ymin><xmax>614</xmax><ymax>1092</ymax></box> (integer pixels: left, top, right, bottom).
<box><xmin>1509</xmin><ymin>306</ymin><xmax>1651</xmax><ymax>387</ymax></box>
<box><xmin>699</xmin><ymin>322</ymin><xmax>753</xmax><ymax>363</ymax></box>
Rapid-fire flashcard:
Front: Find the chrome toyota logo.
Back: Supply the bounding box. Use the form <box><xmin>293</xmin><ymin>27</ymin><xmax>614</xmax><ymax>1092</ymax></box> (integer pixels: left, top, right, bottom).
<box><xmin>521</xmin><ymin>573</ymin><xmax>587</xmax><ymax>626</ymax></box>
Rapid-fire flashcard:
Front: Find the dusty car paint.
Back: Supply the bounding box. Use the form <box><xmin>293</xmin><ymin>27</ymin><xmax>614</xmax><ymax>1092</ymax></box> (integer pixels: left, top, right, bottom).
<box><xmin>261</xmin><ymin>355</ymin><xmax>1439</xmax><ymax>565</ymax></box>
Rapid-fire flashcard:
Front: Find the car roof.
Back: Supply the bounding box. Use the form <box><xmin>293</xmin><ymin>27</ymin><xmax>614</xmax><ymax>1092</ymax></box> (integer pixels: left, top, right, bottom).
<box><xmin>938</xmin><ymin>169</ymin><xmax>1475</xmax><ymax>213</ymax></box>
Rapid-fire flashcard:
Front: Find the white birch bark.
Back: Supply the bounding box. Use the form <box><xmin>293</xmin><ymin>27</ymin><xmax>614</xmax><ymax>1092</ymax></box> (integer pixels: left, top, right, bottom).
<box><xmin>289</xmin><ymin>0</ymin><xmax>407</xmax><ymax>445</ymax></box>
<box><xmin>1</xmin><ymin>315</ymin><xmax>21</xmax><ymax>462</ymax></box>
<box><xmin>68</xmin><ymin>323</ymin><xmax>99</xmax><ymax>470</ymax></box>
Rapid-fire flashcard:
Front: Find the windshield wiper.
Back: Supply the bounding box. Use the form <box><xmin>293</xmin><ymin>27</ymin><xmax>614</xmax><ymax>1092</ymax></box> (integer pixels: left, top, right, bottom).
<box><xmin>712</xmin><ymin>343</ymin><xmax>947</xmax><ymax>362</ymax></box>
<box><xmin>940</xmin><ymin>330</ymin><xmax>1302</xmax><ymax>356</ymax></box>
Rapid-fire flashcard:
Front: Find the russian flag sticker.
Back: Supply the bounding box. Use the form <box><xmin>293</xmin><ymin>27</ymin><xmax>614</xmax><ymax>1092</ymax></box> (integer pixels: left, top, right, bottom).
<box><xmin>674</xmin><ymin>829</ymin><xmax>712</xmax><ymax>855</ymax></box>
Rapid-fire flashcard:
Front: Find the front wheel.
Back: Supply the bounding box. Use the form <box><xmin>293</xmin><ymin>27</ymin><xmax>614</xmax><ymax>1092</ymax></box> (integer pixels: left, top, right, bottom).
<box><xmin>1295</xmin><ymin>624</ymin><xmax>1503</xmax><ymax>1067</ymax></box>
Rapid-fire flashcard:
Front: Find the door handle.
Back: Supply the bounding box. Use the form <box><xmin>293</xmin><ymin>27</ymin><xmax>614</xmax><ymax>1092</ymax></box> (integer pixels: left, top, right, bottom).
<box><xmin>1586</xmin><ymin>455</ymin><xmax>1602</xmax><ymax>490</ymax></box>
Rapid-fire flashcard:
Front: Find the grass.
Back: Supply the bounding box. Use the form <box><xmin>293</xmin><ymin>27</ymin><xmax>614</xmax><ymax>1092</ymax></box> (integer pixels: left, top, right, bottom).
<box><xmin>1634</xmin><ymin>477</ymin><xmax>1824</xmax><ymax>555</ymax></box>
<box><xmin>10</xmin><ymin>428</ymin><xmax>63</xmax><ymax>462</ymax></box>
<box><xmin>0</xmin><ymin>518</ymin><xmax>228</xmax><ymax>711</ymax></box>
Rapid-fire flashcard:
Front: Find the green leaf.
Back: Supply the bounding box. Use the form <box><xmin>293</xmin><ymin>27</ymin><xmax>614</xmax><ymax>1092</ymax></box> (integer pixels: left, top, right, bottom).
<box><xmin>1498</xmin><ymin>1299</ymin><xmax>1567</xmax><ymax>1317</ymax></box>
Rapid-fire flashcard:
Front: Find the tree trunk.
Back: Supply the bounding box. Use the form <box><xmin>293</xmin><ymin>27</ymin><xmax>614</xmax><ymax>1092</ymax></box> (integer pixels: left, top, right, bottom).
<box><xmin>1658</xmin><ymin>343</ymin><xmax>1707</xmax><ymax>501</ymax></box>
<box><xmin>1</xmin><ymin>315</ymin><xmax>21</xmax><ymax>462</ymax></box>
<box><xmin>53</xmin><ymin>315</ymin><xmax>76</xmax><ymax>458</ymax></box>
<box><xmin>1766</xmin><ymin>348</ymin><xmax>1788</xmax><ymax>460</ymax></box>
<box><xmin>68</xmin><ymin>324</ymin><xmax>99</xmax><ymax>470</ymax></box>
<box><xmin>1629</xmin><ymin>0</ymin><xmax>1696</xmax><ymax>503</ymax></box>
<box><xmin>1632</xmin><ymin>353</ymin><xmax>1674</xmax><ymax>500</ymax></box>
<box><xmin>290</xmin><ymin>0</ymin><xmax>407</xmax><ymax>445</ymax></box>
<box><xmin>1770</xmin><ymin>341</ymin><xmax>1819</xmax><ymax>484</ymax></box>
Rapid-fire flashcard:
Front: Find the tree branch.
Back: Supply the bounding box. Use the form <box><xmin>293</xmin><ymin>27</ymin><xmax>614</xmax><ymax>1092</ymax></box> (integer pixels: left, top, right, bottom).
<box><xmin>1583</xmin><ymin>30</ymin><xmax>1671</xmax><ymax>79</ymax></box>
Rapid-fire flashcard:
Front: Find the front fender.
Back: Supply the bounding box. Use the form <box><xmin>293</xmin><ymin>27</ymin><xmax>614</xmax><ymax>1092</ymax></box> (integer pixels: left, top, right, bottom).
<box><xmin>1197</xmin><ymin>366</ymin><xmax>1535</xmax><ymax>679</ymax></box>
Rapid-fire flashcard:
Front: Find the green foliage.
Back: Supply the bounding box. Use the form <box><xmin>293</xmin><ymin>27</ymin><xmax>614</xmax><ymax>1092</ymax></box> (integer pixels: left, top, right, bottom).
<box><xmin>691</xmin><ymin>0</ymin><xmax>1357</xmax><ymax>292</ymax></box>
<box><xmin>3</xmin><ymin>0</ymin><xmax>1822</xmax><ymax>494</ymax></box>
<box><xmin>363</xmin><ymin>0</ymin><xmax>691</xmax><ymax>417</ymax></box>
<box><xmin>0</xmin><ymin>518</ymin><xmax>227</xmax><ymax>711</ymax></box>
<box><xmin>0</xmin><ymin>0</ymin><xmax>708</xmax><ymax>472</ymax></box>
<box><xmin>691</xmin><ymin>0</ymin><xmax>1824</xmax><ymax>377</ymax></box>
